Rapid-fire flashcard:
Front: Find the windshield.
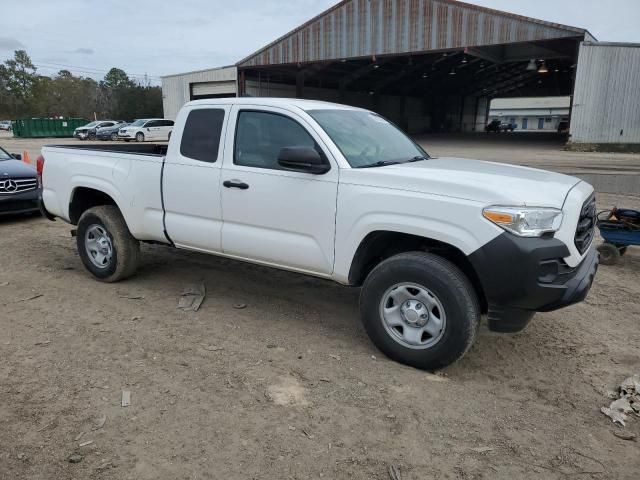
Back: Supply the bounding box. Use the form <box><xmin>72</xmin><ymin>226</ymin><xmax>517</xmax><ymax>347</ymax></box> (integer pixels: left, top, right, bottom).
<box><xmin>83</xmin><ymin>121</ymin><xmax>99</xmax><ymax>128</ymax></box>
<box><xmin>0</xmin><ymin>146</ymin><xmax>12</xmax><ymax>161</ymax></box>
<box><xmin>130</xmin><ymin>119</ymin><xmax>146</xmax><ymax>127</ymax></box>
<box><xmin>308</xmin><ymin>109</ymin><xmax>428</xmax><ymax>168</ymax></box>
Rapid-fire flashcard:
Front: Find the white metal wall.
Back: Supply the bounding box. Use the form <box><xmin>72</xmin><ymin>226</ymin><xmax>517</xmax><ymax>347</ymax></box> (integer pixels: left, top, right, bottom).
<box><xmin>571</xmin><ymin>42</ymin><xmax>640</xmax><ymax>144</ymax></box>
<box><xmin>161</xmin><ymin>66</ymin><xmax>238</xmax><ymax>119</ymax></box>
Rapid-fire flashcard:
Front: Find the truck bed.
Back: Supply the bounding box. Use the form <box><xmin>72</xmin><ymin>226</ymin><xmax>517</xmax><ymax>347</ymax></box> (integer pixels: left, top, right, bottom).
<box><xmin>45</xmin><ymin>143</ymin><xmax>168</xmax><ymax>156</ymax></box>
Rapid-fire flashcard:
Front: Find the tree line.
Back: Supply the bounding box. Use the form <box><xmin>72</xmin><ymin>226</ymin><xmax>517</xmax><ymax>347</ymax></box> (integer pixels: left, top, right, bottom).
<box><xmin>0</xmin><ymin>50</ymin><xmax>162</xmax><ymax>121</ymax></box>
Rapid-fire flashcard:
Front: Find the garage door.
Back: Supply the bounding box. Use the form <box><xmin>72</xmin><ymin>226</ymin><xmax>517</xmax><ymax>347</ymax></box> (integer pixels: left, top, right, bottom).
<box><xmin>191</xmin><ymin>81</ymin><xmax>236</xmax><ymax>97</ymax></box>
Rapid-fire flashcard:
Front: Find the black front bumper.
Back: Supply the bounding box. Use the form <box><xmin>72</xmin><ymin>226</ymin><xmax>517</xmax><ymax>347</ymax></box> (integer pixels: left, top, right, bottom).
<box><xmin>0</xmin><ymin>188</ymin><xmax>41</xmax><ymax>216</ymax></box>
<box><xmin>469</xmin><ymin>233</ymin><xmax>599</xmax><ymax>332</ymax></box>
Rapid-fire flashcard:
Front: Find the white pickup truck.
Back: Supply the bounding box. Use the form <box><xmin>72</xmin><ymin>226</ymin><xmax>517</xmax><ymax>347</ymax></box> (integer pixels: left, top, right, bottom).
<box><xmin>39</xmin><ymin>98</ymin><xmax>598</xmax><ymax>369</ymax></box>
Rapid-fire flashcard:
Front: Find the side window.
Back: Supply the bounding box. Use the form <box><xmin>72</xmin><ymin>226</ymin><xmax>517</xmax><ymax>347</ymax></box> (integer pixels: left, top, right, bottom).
<box><xmin>164</xmin><ymin>120</ymin><xmax>175</xmax><ymax>127</ymax></box>
<box><xmin>234</xmin><ymin>110</ymin><xmax>318</xmax><ymax>170</ymax></box>
<box><xmin>180</xmin><ymin>108</ymin><xmax>225</xmax><ymax>163</ymax></box>
<box><xmin>146</xmin><ymin>120</ymin><xmax>159</xmax><ymax>128</ymax></box>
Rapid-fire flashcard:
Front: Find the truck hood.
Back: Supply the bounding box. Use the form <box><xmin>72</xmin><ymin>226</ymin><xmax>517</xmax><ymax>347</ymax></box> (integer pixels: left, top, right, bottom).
<box><xmin>342</xmin><ymin>157</ymin><xmax>581</xmax><ymax>208</ymax></box>
<box><xmin>0</xmin><ymin>159</ymin><xmax>37</xmax><ymax>178</ymax></box>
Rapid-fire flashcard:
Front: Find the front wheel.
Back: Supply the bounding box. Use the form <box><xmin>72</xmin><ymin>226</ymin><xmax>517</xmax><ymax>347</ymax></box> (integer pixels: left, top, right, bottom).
<box><xmin>360</xmin><ymin>252</ymin><xmax>480</xmax><ymax>370</ymax></box>
<box><xmin>136</xmin><ymin>132</ymin><xmax>145</xmax><ymax>142</ymax></box>
<box><xmin>76</xmin><ymin>206</ymin><xmax>140</xmax><ymax>282</ymax></box>
<box><xmin>110</xmin><ymin>132</ymin><xmax>118</xmax><ymax>141</ymax></box>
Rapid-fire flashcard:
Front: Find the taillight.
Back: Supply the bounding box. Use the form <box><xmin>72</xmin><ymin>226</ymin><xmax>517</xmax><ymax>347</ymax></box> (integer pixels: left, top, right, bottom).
<box><xmin>36</xmin><ymin>154</ymin><xmax>45</xmax><ymax>187</ymax></box>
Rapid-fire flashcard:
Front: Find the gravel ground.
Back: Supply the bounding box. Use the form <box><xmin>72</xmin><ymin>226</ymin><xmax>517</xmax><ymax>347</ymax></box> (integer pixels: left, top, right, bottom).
<box><xmin>0</xmin><ymin>193</ymin><xmax>639</xmax><ymax>480</ymax></box>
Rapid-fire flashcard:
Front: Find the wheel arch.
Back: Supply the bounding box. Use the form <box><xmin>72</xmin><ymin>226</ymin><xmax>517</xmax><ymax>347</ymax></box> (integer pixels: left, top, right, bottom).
<box><xmin>348</xmin><ymin>230</ymin><xmax>487</xmax><ymax>313</ymax></box>
<box><xmin>69</xmin><ymin>186</ymin><xmax>122</xmax><ymax>225</ymax></box>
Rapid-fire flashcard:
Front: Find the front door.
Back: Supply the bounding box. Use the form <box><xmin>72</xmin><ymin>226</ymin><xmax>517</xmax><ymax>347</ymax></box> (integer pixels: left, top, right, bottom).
<box><xmin>522</xmin><ymin>118</ymin><xmax>528</xmax><ymax>130</ymax></box>
<box><xmin>163</xmin><ymin>106</ymin><xmax>229</xmax><ymax>251</ymax></box>
<box><xmin>220</xmin><ymin>106</ymin><xmax>339</xmax><ymax>275</ymax></box>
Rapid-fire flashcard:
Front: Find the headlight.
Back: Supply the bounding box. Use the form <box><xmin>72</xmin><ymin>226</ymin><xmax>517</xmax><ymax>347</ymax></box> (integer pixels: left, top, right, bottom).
<box><xmin>483</xmin><ymin>206</ymin><xmax>563</xmax><ymax>237</ymax></box>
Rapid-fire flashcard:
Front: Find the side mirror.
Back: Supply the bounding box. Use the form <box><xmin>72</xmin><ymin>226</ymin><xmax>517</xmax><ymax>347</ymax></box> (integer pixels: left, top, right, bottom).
<box><xmin>277</xmin><ymin>147</ymin><xmax>329</xmax><ymax>174</ymax></box>
<box><xmin>11</xmin><ymin>153</ymin><xmax>21</xmax><ymax>160</ymax></box>
<box><xmin>147</xmin><ymin>128</ymin><xmax>151</xmax><ymax>131</ymax></box>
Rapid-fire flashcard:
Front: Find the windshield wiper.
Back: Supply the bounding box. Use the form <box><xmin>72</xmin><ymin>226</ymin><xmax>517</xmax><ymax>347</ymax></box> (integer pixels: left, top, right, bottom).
<box><xmin>356</xmin><ymin>160</ymin><xmax>403</xmax><ymax>168</ymax></box>
<box><xmin>408</xmin><ymin>155</ymin><xmax>429</xmax><ymax>162</ymax></box>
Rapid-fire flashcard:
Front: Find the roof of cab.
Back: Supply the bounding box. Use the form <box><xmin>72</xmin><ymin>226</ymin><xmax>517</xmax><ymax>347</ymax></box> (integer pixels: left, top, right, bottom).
<box><xmin>184</xmin><ymin>97</ymin><xmax>361</xmax><ymax>112</ymax></box>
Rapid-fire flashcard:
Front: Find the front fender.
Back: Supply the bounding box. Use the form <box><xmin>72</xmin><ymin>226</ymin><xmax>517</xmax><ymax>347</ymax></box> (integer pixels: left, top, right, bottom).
<box><xmin>332</xmin><ymin>185</ymin><xmax>502</xmax><ymax>283</ymax></box>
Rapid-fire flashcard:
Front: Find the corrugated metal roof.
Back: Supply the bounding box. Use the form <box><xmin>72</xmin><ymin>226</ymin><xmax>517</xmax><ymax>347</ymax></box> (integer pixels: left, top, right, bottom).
<box><xmin>237</xmin><ymin>0</ymin><xmax>586</xmax><ymax>68</ymax></box>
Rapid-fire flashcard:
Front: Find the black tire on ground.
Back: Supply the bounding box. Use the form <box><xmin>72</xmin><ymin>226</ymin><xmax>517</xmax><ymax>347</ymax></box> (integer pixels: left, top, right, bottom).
<box><xmin>136</xmin><ymin>132</ymin><xmax>145</xmax><ymax>142</ymax></box>
<box><xmin>360</xmin><ymin>251</ymin><xmax>480</xmax><ymax>370</ymax></box>
<box><xmin>124</xmin><ymin>139</ymin><xmax>130</xmax><ymax>142</ymax></box>
<box><xmin>76</xmin><ymin>205</ymin><xmax>140</xmax><ymax>282</ymax></box>
<box><xmin>613</xmin><ymin>244</ymin><xmax>628</xmax><ymax>256</ymax></box>
<box><xmin>168</xmin><ymin>131</ymin><xmax>172</xmax><ymax>141</ymax></box>
<box><xmin>597</xmin><ymin>243</ymin><xmax>620</xmax><ymax>265</ymax></box>
<box><xmin>110</xmin><ymin>132</ymin><xmax>118</xmax><ymax>141</ymax></box>
<box><xmin>88</xmin><ymin>132</ymin><xmax>96</xmax><ymax>140</ymax></box>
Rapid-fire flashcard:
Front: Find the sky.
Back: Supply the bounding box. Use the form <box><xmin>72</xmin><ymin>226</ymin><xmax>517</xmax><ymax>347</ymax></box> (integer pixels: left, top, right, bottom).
<box><xmin>1</xmin><ymin>0</ymin><xmax>639</xmax><ymax>84</ymax></box>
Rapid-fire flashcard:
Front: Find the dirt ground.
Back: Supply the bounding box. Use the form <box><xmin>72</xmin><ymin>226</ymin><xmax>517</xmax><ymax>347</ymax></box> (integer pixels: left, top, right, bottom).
<box><xmin>1</xmin><ymin>180</ymin><xmax>639</xmax><ymax>479</ymax></box>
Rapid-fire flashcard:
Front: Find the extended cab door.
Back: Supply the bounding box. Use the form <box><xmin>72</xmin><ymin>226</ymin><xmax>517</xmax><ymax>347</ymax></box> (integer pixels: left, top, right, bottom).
<box><xmin>220</xmin><ymin>105</ymin><xmax>339</xmax><ymax>275</ymax></box>
<box><xmin>162</xmin><ymin>106</ymin><xmax>229</xmax><ymax>251</ymax></box>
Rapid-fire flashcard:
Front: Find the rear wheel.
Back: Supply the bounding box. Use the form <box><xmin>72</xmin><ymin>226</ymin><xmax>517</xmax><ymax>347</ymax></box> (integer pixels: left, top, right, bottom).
<box><xmin>360</xmin><ymin>252</ymin><xmax>480</xmax><ymax>370</ymax></box>
<box><xmin>76</xmin><ymin>206</ymin><xmax>140</xmax><ymax>282</ymax></box>
<box><xmin>598</xmin><ymin>243</ymin><xmax>620</xmax><ymax>265</ymax></box>
<box><xmin>136</xmin><ymin>132</ymin><xmax>145</xmax><ymax>142</ymax></box>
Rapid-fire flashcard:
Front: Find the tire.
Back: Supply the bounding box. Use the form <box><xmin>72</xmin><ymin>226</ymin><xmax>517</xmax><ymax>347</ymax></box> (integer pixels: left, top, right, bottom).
<box><xmin>110</xmin><ymin>132</ymin><xmax>118</xmax><ymax>141</ymax></box>
<box><xmin>168</xmin><ymin>131</ymin><xmax>172</xmax><ymax>141</ymax></box>
<box><xmin>124</xmin><ymin>139</ymin><xmax>130</xmax><ymax>142</ymax></box>
<box><xmin>360</xmin><ymin>252</ymin><xmax>480</xmax><ymax>370</ymax></box>
<box><xmin>136</xmin><ymin>132</ymin><xmax>145</xmax><ymax>142</ymax></box>
<box><xmin>76</xmin><ymin>206</ymin><xmax>140</xmax><ymax>282</ymax></box>
<box><xmin>598</xmin><ymin>243</ymin><xmax>620</xmax><ymax>265</ymax></box>
<box><xmin>88</xmin><ymin>132</ymin><xmax>96</xmax><ymax>140</ymax></box>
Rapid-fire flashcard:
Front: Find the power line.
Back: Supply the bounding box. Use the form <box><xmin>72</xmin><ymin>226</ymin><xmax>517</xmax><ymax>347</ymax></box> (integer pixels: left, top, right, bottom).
<box><xmin>32</xmin><ymin>59</ymin><xmax>161</xmax><ymax>80</ymax></box>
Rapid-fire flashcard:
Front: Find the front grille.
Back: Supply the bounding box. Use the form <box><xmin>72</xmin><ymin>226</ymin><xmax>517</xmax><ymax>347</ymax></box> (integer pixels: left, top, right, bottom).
<box><xmin>0</xmin><ymin>177</ymin><xmax>38</xmax><ymax>195</ymax></box>
<box><xmin>574</xmin><ymin>196</ymin><xmax>596</xmax><ymax>254</ymax></box>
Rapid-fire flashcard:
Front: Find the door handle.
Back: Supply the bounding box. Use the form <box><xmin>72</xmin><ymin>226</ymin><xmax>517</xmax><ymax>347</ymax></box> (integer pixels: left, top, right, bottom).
<box><xmin>223</xmin><ymin>180</ymin><xmax>249</xmax><ymax>190</ymax></box>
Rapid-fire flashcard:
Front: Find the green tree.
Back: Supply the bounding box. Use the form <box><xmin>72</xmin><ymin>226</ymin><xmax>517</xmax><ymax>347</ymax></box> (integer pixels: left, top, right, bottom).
<box><xmin>103</xmin><ymin>68</ymin><xmax>135</xmax><ymax>90</ymax></box>
<box><xmin>1</xmin><ymin>50</ymin><xmax>36</xmax><ymax>100</ymax></box>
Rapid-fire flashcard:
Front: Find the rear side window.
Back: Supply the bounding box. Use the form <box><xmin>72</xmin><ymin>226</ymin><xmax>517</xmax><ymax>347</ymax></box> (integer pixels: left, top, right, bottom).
<box><xmin>180</xmin><ymin>109</ymin><xmax>225</xmax><ymax>163</ymax></box>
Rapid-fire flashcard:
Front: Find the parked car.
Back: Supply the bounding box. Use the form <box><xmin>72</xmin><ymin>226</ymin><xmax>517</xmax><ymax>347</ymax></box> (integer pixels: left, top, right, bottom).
<box><xmin>39</xmin><ymin>98</ymin><xmax>598</xmax><ymax>370</ymax></box>
<box><xmin>485</xmin><ymin>119</ymin><xmax>516</xmax><ymax>132</ymax></box>
<box><xmin>97</xmin><ymin>123</ymin><xmax>129</xmax><ymax>141</ymax></box>
<box><xmin>118</xmin><ymin>119</ymin><xmax>174</xmax><ymax>142</ymax></box>
<box><xmin>557</xmin><ymin>121</ymin><xmax>570</xmax><ymax>133</ymax></box>
<box><xmin>74</xmin><ymin>121</ymin><xmax>123</xmax><ymax>140</ymax></box>
<box><xmin>0</xmin><ymin>120</ymin><xmax>12</xmax><ymax>131</ymax></box>
<box><xmin>0</xmin><ymin>145</ymin><xmax>41</xmax><ymax>216</ymax></box>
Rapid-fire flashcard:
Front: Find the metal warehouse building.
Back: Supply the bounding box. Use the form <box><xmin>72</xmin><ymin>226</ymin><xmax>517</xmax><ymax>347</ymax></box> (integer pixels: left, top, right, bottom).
<box><xmin>162</xmin><ymin>0</ymin><xmax>639</xmax><ymax>147</ymax></box>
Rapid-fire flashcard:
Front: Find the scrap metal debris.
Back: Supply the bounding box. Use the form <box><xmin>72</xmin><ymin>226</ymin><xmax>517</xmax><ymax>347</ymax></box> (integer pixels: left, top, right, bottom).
<box><xmin>601</xmin><ymin>375</ymin><xmax>640</xmax><ymax>427</ymax></box>
<box><xmin>121</xmin><ymin>390</ymin><xmax>131</xmax><ymax>407</ymax></box>
<box><xmin>388</xmin><ymin>464</ymin><xmax>402</xmax><ymax>480</ymax></box>
<box><xmin>177</xmin><ymin>283</ymin><xmax>206</xmax><ymax>311</ymax></box>
<box><xmin>613</xmin><ymin>431</ymin><xmax>637</xmax><ymax>441</ymax></box>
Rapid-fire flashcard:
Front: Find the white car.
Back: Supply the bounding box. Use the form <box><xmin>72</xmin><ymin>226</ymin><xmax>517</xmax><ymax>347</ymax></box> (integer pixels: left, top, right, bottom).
<box><xmin>39</xmin><ymin>98</ymin><xmax>598</xmax><ymax>370</ymax></box>
<box><xmin>118</xmin><ymin>119</ymin><xmax>174</xmax><ymax>142</ymax></box>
